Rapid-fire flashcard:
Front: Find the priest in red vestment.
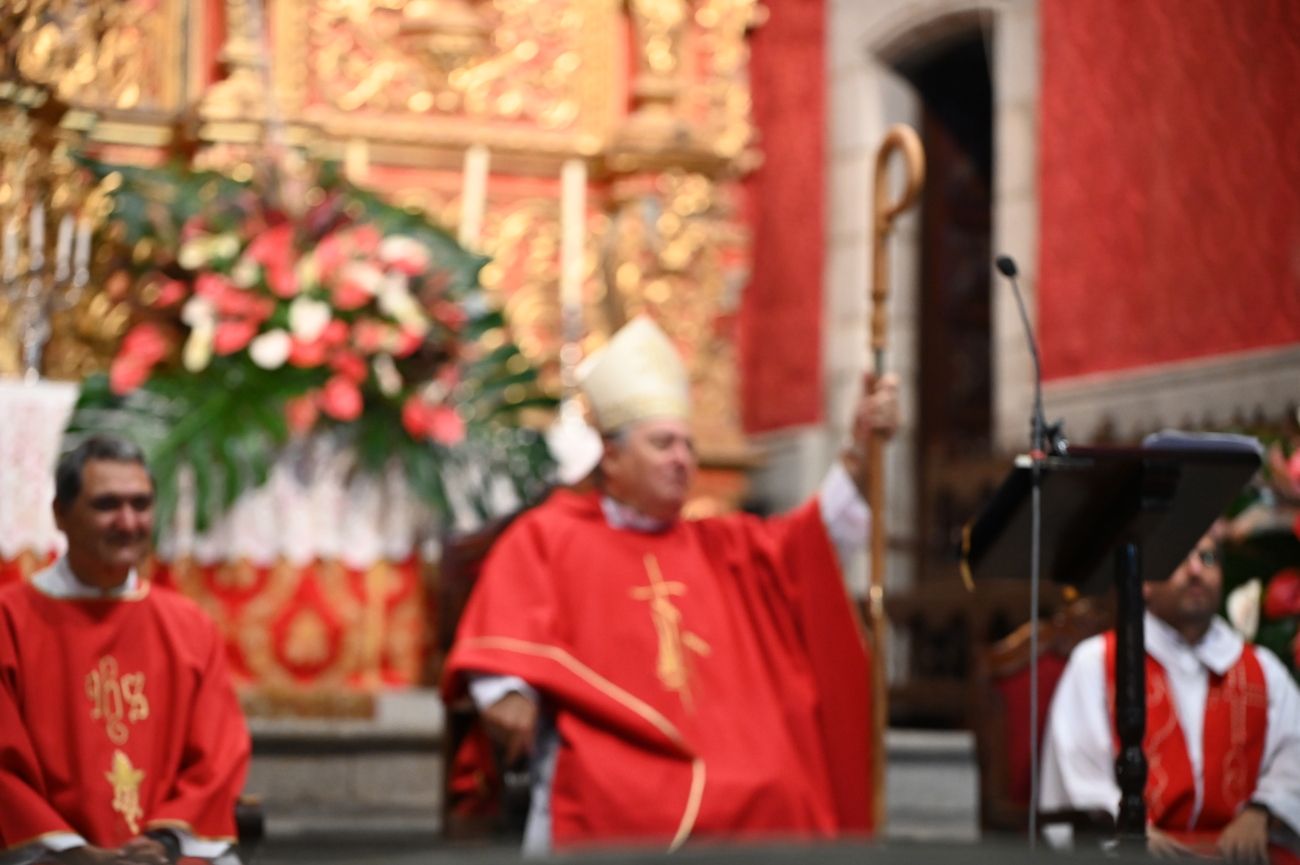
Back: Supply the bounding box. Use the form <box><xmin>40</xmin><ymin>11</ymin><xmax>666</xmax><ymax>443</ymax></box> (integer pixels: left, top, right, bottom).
<box><xmin>444</xmin><ymin>316</ymin><xmax>898</xmax><ymax>853</ymax></box>
<box><xmin>1042</xmin><ymin>526</ymin><xmax>1300</xmax><ymax>863</ymax></box>
<box><xmin>0</xmin><ymin>436</ymin><xmax>250</xmax><ymax>865</ymax></box>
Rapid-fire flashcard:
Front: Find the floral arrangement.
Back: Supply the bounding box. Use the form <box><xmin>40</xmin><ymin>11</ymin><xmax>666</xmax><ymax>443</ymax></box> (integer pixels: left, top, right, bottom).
<box><xmin>69</xmin><ymin>158</ymin><xmax>554</xmax><ymax>532</ymax></box>
<box><xmin>1223</xmin><ymin>435</ymin><xmax>1300</xmax><ymax>684</ymax></box>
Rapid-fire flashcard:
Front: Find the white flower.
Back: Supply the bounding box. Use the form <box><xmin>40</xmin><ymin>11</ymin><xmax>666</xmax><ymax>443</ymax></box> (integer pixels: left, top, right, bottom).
<box><xmin>378</xmin><ymin>235</ymin><xmax>430</xmax><ymax>273</ymax></box>
<box><xmin>339</xmin><ymin>261</ymin><xmax>383</xmax><ymax>298</ymax></box>
<box><xmin>178</xmin><ymin>237</ymin><xmax>212</xmax><ymax>270</ymax></box>
<box><xmin>377</xmin><ymin>272</ymin><xmax>429</xmax><ymax>333</ymax></box>
<box><xmin>249</xmin><ymin>329</ymin><xmax>291</xmax><ymax>369</ymax></box>
<box><xmin>296</xmin><ymin>255</ymin><xmax>320</xmax><ymax>292</ymax></box>
<box><xmin>211</xmin><ymin>232</ymin><xmax>241</xmax><ymax>261</ymax></box>
<box><xmin>373</xmin><ymin>353</ymin><xmax>402</xmax><ymax>396</ymax></box>
<box><xmin>1226</xmin><ymin>578</ymin><xmax>1262</xmax><ymax>641</ymax></box>
<box><xmin>288</xmin><ymin>296</ymin><xmax>331</xmax><ymax>342</ymax></box>
<box><xmin>181</xmin><ymin>296</ymin><xmax>216</xmax><ymax>328</ymax></box>
<box><xmin>230</xmin><ymin>255</ymin><xmax>260</xmax><ymax>288</ymax></box>
<box><xmin>183</xmin><ymin>324</ymin><xmax>214</xmax><ymax>372</ymax></box>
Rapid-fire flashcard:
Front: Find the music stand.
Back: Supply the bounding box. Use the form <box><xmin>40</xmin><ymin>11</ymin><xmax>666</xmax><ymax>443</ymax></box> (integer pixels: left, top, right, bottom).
<box><xmin>962</xmin><ymin>443</ymin><xmax>1260</xmax><ymax>843</ymax></box>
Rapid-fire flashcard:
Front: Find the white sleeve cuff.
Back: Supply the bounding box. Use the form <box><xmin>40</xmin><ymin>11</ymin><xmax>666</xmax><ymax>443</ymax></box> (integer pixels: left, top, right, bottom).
<box><xmin>818</xmin><ymin>461</ymin><xmax>871</xmax><ymax>556</ymax></box>
<box><xmin>40</xmin><ymin>833</ymin><xmax>87</xmax><ymax>852</ymax></box>
<box><xmin>468</xmin><ymin>673</ymin><xmax>539</xmax><ymax>712</ymax></box>
<box><xmin>173</xmin><ymin>827</ymin><xmax>234</xmax><ymax>859</ymax></box>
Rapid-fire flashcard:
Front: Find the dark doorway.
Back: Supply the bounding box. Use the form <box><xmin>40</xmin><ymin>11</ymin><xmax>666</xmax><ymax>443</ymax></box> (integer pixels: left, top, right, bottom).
<box><xmin>889</xmin><ymin>33</ymin><xmax>1000</xmax><ymax>726</ymax></box>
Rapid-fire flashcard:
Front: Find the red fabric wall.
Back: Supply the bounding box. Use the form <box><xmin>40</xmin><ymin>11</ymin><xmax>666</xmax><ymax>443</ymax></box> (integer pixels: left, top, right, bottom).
<box><xmin>1038</xmin><ymin>0</ymin><xmax>1300</xmax><ymax>380</ymax></box>
<box><xmin>741</xmin><ymin>0</ymin><xmax>826</xmax><ymax>432</ymax></box>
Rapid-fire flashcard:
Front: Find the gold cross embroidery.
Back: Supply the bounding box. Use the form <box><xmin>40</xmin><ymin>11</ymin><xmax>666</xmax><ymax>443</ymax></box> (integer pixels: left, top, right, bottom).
<box><xmin>105</xmin><ymin>749</ymin><xmax>145</xmax><ymax>835</ymax></box>
<box><xmin>630</xmin><ymin>554</ymin><xmax>711</xmax><ymax>710</ymax></box>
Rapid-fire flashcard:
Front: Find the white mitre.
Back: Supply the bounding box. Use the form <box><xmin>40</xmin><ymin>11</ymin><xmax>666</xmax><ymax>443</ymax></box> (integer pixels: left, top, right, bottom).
<box><xmin>578</xmin><ymin>315</ymin><xmax>690</xmax><ymax>433</ymax></box>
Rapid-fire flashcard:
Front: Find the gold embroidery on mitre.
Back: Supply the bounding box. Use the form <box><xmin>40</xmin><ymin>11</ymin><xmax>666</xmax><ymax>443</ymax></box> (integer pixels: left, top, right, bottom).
<box><xmin>630</xmin><ymin>555</ymin><xmax>711</xmax><ymax>710</ymax></box>
<box><xmin>85</xmin><ymin>656</ymin><xmax>150</xmax><ymax>745</ymax></box>
<box><xmin>105</xmin><ymin>749</ymin><xmax>145</xmax><ymax>835</ymax></box>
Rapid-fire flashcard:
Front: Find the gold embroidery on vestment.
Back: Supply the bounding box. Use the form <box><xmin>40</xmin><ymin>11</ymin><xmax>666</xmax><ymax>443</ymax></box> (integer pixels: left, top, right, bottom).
<box><xmin>631</xmin><ymin>555</ymin><xmax>711</xmax><ymax>709</ymax></box>
<box><xmin>105</xmin><ymin>749</ymin><xmax>145</xmax><ymax>834</ymax></box>
<box><xmin>85</xmin><ymin>656</ymin><xmax>150</xmax><ymax>745</ymax></box>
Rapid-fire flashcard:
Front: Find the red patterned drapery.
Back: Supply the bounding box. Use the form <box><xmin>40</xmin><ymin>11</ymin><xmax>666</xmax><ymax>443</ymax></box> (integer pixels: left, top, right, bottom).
<box><xmin>1039</xmin><ymin>0</ymin><xmax>1300</xmax><ymax>380</ymax></box>
<box><xmin>741</xmin><ymin>0</ymin><xmax>826</xmax><ymax>432</ymax></box>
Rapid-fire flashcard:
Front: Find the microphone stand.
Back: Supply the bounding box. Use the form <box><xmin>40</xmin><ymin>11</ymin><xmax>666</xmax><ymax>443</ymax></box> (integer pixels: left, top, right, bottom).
<box><xmin>995</xmin><ymin>254</ymin><xmax>1057</xmax><ymax>851</ymax></box>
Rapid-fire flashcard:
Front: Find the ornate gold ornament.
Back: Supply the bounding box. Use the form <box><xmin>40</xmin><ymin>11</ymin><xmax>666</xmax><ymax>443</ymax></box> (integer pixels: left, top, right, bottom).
<box><xmin>105</xmin><ymin>749</ymin><xmax>145</xmax><ymax>835</ymax></box>
<box><xmin>631</xmin><ymin>554</ymin><xmax>710</xmax><ymax>709</ymax></box>
<box><xmin>85</xmin><ymin>655</ymin><xmax>151</xmax><ymax>746</ymax></box>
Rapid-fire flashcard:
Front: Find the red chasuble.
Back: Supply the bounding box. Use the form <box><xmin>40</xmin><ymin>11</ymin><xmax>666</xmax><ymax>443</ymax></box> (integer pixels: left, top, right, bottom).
<box><xmin>1103</xmin><ymin>632</ymin><xmax>1269</xmax><ymax>837</ymax></box>
<box><xmin>444</xmin><ymin>489</ymin><xmax>874</xmax><ymax>850</ymax></box>
<box><xmin>0</xmin><ymin>580</ymin><xmax>250</xmax><ymax>851</ymax></box>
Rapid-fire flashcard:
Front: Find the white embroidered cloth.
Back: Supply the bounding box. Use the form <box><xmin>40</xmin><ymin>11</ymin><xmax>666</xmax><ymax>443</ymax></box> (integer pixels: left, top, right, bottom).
<box><xmin>0</xmin><ymin>379</ymin><xmax>78</xmax><ymax>560</ymax></box>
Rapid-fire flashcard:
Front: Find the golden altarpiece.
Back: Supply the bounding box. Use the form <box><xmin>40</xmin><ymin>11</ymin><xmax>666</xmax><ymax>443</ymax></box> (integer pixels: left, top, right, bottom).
<box><xmin>0</xmin><ymin>0</ymin><xmax>763</xmax><ymax>704</ymax></box>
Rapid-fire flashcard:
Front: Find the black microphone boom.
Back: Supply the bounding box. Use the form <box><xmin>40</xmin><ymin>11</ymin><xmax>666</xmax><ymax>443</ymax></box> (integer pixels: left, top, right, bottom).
<box><xmin>995</xmin><ymin>253</ymin><xmax>1046</xmax><ymax>454</ymax></box>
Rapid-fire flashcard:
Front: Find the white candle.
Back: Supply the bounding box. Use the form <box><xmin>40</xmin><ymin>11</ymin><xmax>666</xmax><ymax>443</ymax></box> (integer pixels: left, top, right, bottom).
<box><xmin>345</xmin><ymin>137</ymin><xmax>369</xmax><ymax>184</ymax></box>
<box><xmin>74</xmin><ymin>217</ymin><xmax>91</xmax><ymax>274</ymax></box>
<box><xmin>2</xmin><ymin>216</ymin><xmax>16</xmax><ymax>282</ymax></box>
<box><xmin>458</xmin><ymin>144</ymin><xmax>490</xmax><ymax>249</ymax></box>
<box><xmin>559</xmin><ymin>158</ymin><xmax>586</xmax><ymax>310</ymax></box>
<box><xmin>29</xmin><ymin>202</ymin><xmax>44</xmax><ymax>266</ymax></box>
<box><xmin>55</xmin><ymin>214</ymin><xmax>73</xmax><ymax>279</ymax></box>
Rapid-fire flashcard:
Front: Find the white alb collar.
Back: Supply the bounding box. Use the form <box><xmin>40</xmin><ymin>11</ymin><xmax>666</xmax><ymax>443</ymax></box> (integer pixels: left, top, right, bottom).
<box><xmin>1144</xmin><ymin>610</ymin><xmax>1243</xmax><ymax>677</ymax></box>
<box><xmin>600</xmin><ymin>495</ymin><xmax>672</xmax><ymax>534</ymax></box>
<box><xmin>33</xmin><ymin>557</ymin><xmax>140</xmax><ymax>599</ymax></box>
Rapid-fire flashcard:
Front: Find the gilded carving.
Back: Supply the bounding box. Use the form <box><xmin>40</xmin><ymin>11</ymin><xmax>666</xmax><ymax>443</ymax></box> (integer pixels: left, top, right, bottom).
<box><xmin>302</xmin><ymin>0</ymin><xmax>584</xmax><ymax>129</ymax></box>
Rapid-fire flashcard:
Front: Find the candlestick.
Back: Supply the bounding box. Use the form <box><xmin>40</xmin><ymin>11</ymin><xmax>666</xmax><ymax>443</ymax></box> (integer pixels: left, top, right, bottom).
<box><xmin>458</xmin><ymin>144</ymin><xmax>489</xmax><ymax>249</ymax></box>
<box><xmin>559</xmin><ymin>158</ymin><xmax>586</xmax><ymax>313</ymax></box>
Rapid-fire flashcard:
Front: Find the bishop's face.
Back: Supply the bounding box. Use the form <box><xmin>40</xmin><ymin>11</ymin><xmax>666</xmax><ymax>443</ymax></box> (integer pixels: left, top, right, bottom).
<box><xmin>601</xmin><ymin>417</ymin><xmax>697</xmax><ymax>522</ymax></box>
<box><xmin>54</xmin><ymin>459</ymin><xmax>155</xmax><ymax>590</ymax></box>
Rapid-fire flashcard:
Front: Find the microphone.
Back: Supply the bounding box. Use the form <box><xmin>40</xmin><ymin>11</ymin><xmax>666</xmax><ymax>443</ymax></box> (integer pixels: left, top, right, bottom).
<box><xmin>994</xmin><ymin>254</ymin><xmax>1054</xmax><ymax>456</ymax></box>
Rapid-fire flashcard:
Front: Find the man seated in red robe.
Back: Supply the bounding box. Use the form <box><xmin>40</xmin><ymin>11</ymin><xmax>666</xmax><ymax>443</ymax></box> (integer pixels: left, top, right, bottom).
<box><xmin>1041</xmin><ymin>525</ymin><xmax>1300</xmax><ymax>862</ymax></box>
<box><xmin>444</xmin><ymin>315</ymin><xmax>898</xmax><ymax>853</ymax></box>
<box><xmin>0</xmin><ymin>435</ymin><xmax>251</xmax><ymax>865</ymax></box>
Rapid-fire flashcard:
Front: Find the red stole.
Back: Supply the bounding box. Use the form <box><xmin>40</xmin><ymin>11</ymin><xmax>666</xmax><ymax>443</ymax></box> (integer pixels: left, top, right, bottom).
<box><xmin>1103</xmin><ymin>631</ymin><xmax>1268</xmax><ymax>833</ymax></box>
<box><xmin>0</xmin><ymin>581</ymin><xmax>250</xmax><ymax>850</ymax></box>
<box><xmin>444</xmin><ymin>490</ymin><xmax>873</xmax><ymax>849</ymax></box>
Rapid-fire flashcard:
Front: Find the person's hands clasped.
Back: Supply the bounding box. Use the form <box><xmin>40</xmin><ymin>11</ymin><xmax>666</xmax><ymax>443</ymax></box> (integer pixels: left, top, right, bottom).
<box><xmin>1217</xmin><ymin>806</ymin><xmax>1270</xmax><ymax>865</ymax></box>
<box><xmin>480</xmin><ymin>690</ymin><xmax>538</xmax><ymax>766</ymax></box>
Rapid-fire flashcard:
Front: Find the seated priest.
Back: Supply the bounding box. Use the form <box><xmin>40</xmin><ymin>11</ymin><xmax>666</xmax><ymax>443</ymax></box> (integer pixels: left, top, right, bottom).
<box><xmin>0</xmin><ymin>435</ymin><xmax>251</xmax><ymax>865</ymax></box>
<box><xmin>444</xmin><ymin>315</ymin><xmax>899</xmax><ymax>853</ymax></box>
<box><xmin>1041</xmin><ymin>523</ymin><xmax>1300</xmax><ymax>862</ymax></box>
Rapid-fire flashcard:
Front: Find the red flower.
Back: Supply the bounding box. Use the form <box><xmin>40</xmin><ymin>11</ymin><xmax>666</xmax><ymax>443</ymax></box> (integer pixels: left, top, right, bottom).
<box><xmin>109</xmin><ymin>357</ymin><xmax>152</xmax><ymax>395</ymax></box>
<box><xmin>119</xmin><ymin>322</ymin><xmax>171</xmax><ymax>365</ymax></box>
<box><xmin>427</xmin><ymin>405</ymin><xmax>465</xmax><ymax>445</ymax></box>
<box><xmin>431</xmin><ymin>300</ymin><xmax>467</xmax><ymax>331</ymax></box>
<box><xmin>288</xmin><ymin>338</ymin><xmax>328</xmax><ymax>368</ymax></box>
<box><xmin>352</xmin><ymin>319</ymin><xmax>387</xmax><ymax>355</ymax></box>
<box><xmin>153</xmin><ymin>278</ymin><xmax>188</xmax><ymax>308</ymax></box>
<box><xmin>400</xmin><ymin>398</ymin><xmax>463</xmax><ymax>444</ymax></box>
<box><xmin>322</xmin><ymin>320</ymin><xmax>348</xmax><ymax>345</ymax></box>
<box><xmin>401</xmin><ymin>395</ymin><xmax>435</xmax><ymax>439</ymax></box>
<box><xmin>285</xmin><ymin>393</ymin><xmax>319</xmax><ymax>436</ymax></box>
<box><xmin>394</xmin><ymin>328</ymin><xmax>424</xmax><ymax>358</ymax></box>
<box><xmin>333</xmin><ymin>262</ymin><xmax>380</xmax><ymax>311</ymax></box>
<box><xmin>247</xmin><ymin>224</ymin><xmax>299</xmax><ymax>298</ymax></box>
<box><xmin>320</xmin><ymin>375</ymin><xmax>363</xmax><ymax>421</ymax></box>
<box><xmin>109</xmin><ymin>323</ymin><xmax>171</xmax><ymax>394</ymax></box>
<box><xmin>330</xmin><ymin>351</ymin><xmax>368</xmax><ymax>384</ymax></box>
<box><xmin>1263</xmin><ymin>568</ymin><xmax>1300</xmax><ymax>620</ymax></box>
<box><xmin>213</xmin><ymin>320</ymin><xmax>258</xmax><ymax>355</ymax></box>
<box><xmin>350</xmin><ymin>225</ymin><xmax>382</xmax><ymax>255</ymax></box>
